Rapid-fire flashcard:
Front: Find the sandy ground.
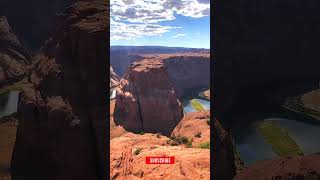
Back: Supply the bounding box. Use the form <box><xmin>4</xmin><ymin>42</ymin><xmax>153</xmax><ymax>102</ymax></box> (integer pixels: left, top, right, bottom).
<box><xmin>0</xmin><ymin>119</ymin><xmax>17</xmax><ymax>180</ymax></box>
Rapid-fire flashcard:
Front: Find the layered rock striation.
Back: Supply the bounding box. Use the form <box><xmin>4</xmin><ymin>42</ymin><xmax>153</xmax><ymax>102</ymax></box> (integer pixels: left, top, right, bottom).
<box><xmin>114</xmin><ymin>58</ymin><xmax>183</xmax><ymax>136</ymax></box>
<box><xmin>11</xmin><ymin>1</ymin><xmax>108</xmax><ymax>179</ymax></box>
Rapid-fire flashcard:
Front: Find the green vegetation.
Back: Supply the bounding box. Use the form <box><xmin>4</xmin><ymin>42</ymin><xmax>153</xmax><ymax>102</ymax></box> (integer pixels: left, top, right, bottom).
<box><xmin>140</xmin><ymin>131</ymin><xmax>145</xmax><ymax>135</ymax></box>
<box><xmin>170</xmin><ymin>135</ymin><xmax>192</xmax><ymax>147</ymax></box>
<box><xmin>0</xmin><ymin>81</ymin><xmax>24</xmax><ymax>96</ymax></box>
<box><xmin>258</xmin><ymin>121</ymin><xmax>304</xmax><ymax>156</ymax></box>
<box><xmin>186</xmin><ymin>141</ymin><xmax>192</xmax><ymax>148</ymax></box>
<box><xmin>194</xmin><ymin>132</ymin><xmax>202</xmax><ymax>138</ymax></box>
<box><xmin>134</xmin><ymin>147</ymin><xmax>143</xmax><ymax>155</ymax></box>
<box><xmin>190</xmin><ymin>99</ymin><xmax>204</xmax><ymax>111</ymax></box>
<box><xmin>199</xmin><ymin>141</ymin><xmax>210</xmax><ymax>149</ymax></box>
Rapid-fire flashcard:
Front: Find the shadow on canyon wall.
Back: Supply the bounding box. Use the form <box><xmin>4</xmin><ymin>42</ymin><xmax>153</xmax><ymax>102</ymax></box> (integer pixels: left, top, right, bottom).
<box><xmin>214</xmin><ymin>0</ymin><xmax>320</xmax><ymax>124</ymax></box>
<box><xmin>214</xmin><ymin>0</ymin><xmax>320</xmax><ymax>179</ymax></box>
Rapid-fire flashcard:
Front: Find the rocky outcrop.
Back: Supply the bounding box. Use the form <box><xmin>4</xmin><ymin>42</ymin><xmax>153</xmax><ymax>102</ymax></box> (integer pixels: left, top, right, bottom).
<box><xmin>11</xmin><ymin>1</ymin><xmax>108</xmax><ymax>179</ymax></box>
<box><xmin>110</xmin><ymin>51</ymin><xmax>210</xmax><ymax>97</ymax></box>
<box><xmin>171</xmin><ymin>111</ymin><xmax>210</xmax><ymax>147</ymax></box>
<box><xmin>114</xmin><ymin>58</ymin><xmax>183</xmax><ymax>136</ymax></box>
<box><xmin>110</xmin><ymin>133</ymin><xmax>210</xmax><ymax>180</ymax></box>
<box><xmin>110</xmin><ymin>66</ymin><xmax>119</xmax><ymax>88</ymax></box>
<box><xmin>234</xmin><ymin>154</ymin><xmax>320</xmax><ymax>180</ymax></box>
<box><xmin>164</xmin><ymin>54</ymin><xmax>210</xmax><ymax>96</ymax></box>
<box><xmin>214</xmin><ymin>118</ymin><xmax>236</xmax><ymax>180</ymax></box>
<box><xmin>0</xmin><ymin>17</ymin><xmax>31</xmax><ymax>87</ymax></box>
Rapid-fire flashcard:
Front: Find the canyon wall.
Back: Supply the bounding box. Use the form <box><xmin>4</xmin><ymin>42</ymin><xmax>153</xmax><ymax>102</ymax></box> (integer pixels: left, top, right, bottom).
<box><xmin>164</xmin><ymin>54</ymin><xmax>210</xmax><ymax>96</ymax></box>
<box><xmin>11</xmin><ymin>1</ymin><xmax>108</xmax><ymax>179</ymax></box>
<box><xmin>114</xmin><ymin>58</ymin><xmax>183</xmax><ymax>136</ymax></box>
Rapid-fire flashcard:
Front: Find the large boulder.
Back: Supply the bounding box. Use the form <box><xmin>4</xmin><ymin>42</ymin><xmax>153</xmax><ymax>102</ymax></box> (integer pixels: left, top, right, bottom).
<box><xmin>114</xmin><ymin>58</ymin><xmax>183</xmax><ymax>136</ymax></box>
<box><xmin>11</xmin><ymin>1</ymin><xmax>108</xmax><ymax>179</ymax></box>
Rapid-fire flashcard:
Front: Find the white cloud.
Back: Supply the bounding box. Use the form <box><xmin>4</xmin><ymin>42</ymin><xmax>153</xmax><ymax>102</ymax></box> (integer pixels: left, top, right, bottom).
<box><xmin>172</xmin><ymin>33</ymin><xmax>187</xmax><ymax>38</ymax></box>
<box><xmin>110</xmin><ymin>0</ymin><xmax>210</xmax><ymax>41</ymax></box>
<box><xmin>111</xmin><ymin>19</ymin><xmax>181</xmax><ymax>41</ymax></box>
<box><xmin>111</xmin><ymin>0</ymin><xmax>210</xmax><ymax>23</ymax></box>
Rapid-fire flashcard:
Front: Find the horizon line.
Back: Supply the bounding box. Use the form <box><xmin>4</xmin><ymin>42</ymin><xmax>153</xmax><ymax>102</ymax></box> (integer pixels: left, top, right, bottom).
<box><xmin>110</xmin><ymin>45</ymin><xmax>210</xmax><ymax>49</ymax></box>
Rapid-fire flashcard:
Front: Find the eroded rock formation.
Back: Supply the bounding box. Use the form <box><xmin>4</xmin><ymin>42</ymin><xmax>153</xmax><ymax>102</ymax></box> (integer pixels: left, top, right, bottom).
<box><xmin>171</xmin><ymin>111</ymin><xmax>210</xmax><ymax>147</ymax></box>
<box><xmin>114</xmin><ymin>58</ymin><xmax>183</xmax><ymax>136</ymax></box>
<box><xmin>11</xmin><ymin>1</ymin><xmax>108</xmax><ymax>179</ymax></box>
<box><xmin>0</xmin><ymin>17</ymin><xmax>31</xmax><ymax>87</ymax></box>
<box><xmin>110</xmin><ymin>133</ymin><xmax>210</xmax><ymax>180</ymax></box>
<box><xmin>234</xmin><ymin>154</ymin><xmax>320</xmax><ymax>180</ymax></box>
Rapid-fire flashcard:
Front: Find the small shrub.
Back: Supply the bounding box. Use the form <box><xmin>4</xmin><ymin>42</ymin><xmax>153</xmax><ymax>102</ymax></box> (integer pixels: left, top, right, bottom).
<box><xmin>169</xmin><ymin>140</ymin><xmax>179</xmax><ymax>146</ymax></box>
<box><xmin>186</xmin><ymin>141</ymin><xmax>192</xmax><ymax>148</ymax></box>
<box><xmin>199</xmin><ymin>141</ymin><xmax>210</xmax><ymax>149</ymax></box>
<box><xmin>206</xmin><ymin>119</ymin><xmax>210</xmax><ymax>126</ymax></box>
<box><xmin>194</xmin><ymin>132</ymin><xmax>202</xmax><ymax>138</ymax></box>
<box><xmin>140</xmin><ymin>131</ymin><xmax>145</xmax><ymax>135</ymax></box>
<box><xmin>156</xmin><ymin>133</ymin><xmax>161</xmax><ymax>138</ymax></box>
<box><xmin>170</xmin><ymin>136</ymin><xmax>191</xmax><ymax>146</ymax></box>
<box><xmin>134</xmin><ymin>147</ymin><xmax>143</xmax><ymax>155</ymax></box>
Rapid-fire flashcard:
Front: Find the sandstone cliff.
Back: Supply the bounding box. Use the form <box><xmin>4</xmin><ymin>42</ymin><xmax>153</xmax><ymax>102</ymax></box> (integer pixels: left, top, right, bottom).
<box><xmin>114</xmin><ymin>58</ymin><xmax>183</xmax><ymax>136</ymax></box>
<box><xmin>11</xmin><ymin>1</ymin><xmax>108</xmax><ymax>179</ymax></box>
<box><xmin>164</xmin><ymin>53</ymin><xmax>210</xmax><ymax>96</ymax></box>
<box><xmin>111</xmin><ymin>51</ymin><xmax>210</xmax><ymax>97</ymax></box>
<box><xmin>0</xmin><ymin>16</ymin><xmax>31</xmax><ymax>87</ymax></box>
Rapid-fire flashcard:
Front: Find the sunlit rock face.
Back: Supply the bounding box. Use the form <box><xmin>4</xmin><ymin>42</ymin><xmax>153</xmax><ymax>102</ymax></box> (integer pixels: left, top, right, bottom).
<box><xmin>114</xmin><ymin>58</ymin><xmax>183</xmax><ymax>136</ymax></box>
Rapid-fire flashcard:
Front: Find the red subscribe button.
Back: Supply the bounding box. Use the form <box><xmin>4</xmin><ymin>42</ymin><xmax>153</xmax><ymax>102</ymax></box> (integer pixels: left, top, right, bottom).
<box><xmin>145</xmin><ymin>156</ymin><xmax>175</xmax><ymax>164</ymax></box>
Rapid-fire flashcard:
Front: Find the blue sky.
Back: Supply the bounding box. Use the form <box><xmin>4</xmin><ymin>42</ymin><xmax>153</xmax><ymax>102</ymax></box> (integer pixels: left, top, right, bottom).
<box><xmin>110</xmin><ymin>0</ymin><xmax>210</xmax><ymax>49</ymax></box>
